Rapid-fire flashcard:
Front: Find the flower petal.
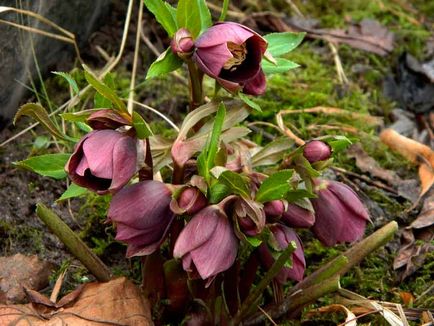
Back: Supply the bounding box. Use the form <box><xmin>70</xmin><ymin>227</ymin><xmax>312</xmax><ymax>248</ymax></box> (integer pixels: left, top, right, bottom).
<box><xmin>194</xmin><ymin>44</ymin><xmax>233</xmax><ymax>77</ymax></box>
<box><xmin>195</xmin><ymin>22</ymin><xmax>254</xmax><ymax>48</ymax></box>
<box><xmin>242</xmin><ymin>69</ymin><xmax>266</xmax><ymax>95</ymax></box>
<box><xmin>109</xmin><ymin>135</ymin><xmax>137</xmax><ymax>192</ymax></box>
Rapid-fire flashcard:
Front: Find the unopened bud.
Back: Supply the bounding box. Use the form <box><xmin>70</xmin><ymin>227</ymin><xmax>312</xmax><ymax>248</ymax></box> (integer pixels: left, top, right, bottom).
<box><xmin>177</xmin><ymin>187</ymin><xmax>207</xmax><ymax>215</ymax></box>
<box><xmin>171</xmin><ymin>28</ymin><xmax>194</xmax><ymax>56</ymax></box>
<box><xmin>303</xmin><ymin>140</ymin><xmax>332</xmax><ymax>163</ymax></box>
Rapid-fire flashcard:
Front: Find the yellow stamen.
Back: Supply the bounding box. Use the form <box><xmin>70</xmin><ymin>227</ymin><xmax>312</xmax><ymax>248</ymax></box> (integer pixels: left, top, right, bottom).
<box><xmin>223</xmin><ymin>42</ymin><xmax>247</xmax><ymax>71</ymax></box>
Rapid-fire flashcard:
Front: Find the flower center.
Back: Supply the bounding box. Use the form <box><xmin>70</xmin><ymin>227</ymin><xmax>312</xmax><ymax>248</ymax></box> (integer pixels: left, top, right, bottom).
<box><xmin>223</xmin><ymin>42</ymin><xmax>248</xmax><ymax>71</ymax></box>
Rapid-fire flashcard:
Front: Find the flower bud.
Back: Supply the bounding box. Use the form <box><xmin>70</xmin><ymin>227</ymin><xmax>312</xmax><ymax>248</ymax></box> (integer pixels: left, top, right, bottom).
<box><xmin>171</xmin><ymin>28</ymin><xmax>194</xmax><ymax>56</ymax></box>
<box><xmin>311</xmin><ymin>179</ymin><xmax>370</xmax><ymax>246</ymax></box>
<box><xmin>233</xmin><ymin>198</ymin><xmax>265</xmax><ymax>236</ymax></box>
<box><xmin>86</xmin><ymin>110</ymin><xmax>131</xmax><ymax>130</ymax></box>
<box><xmin>65</xmin><ymin>130</ymin><xmax>137</xmax><ymax>194</ymax></box>
<box><xmin>264</xmin><ymin>200</ymin><xmax>285</xmax><ymax>218</ymax></box>
<box><xmin>172</xmin><ymin>187</ymin><xmax>208</xmax><ymax>215</ymax></box>
<box><xmin>108</xmin><ymin>180</ymin><xmax>175</xmax><ymax>257</ymax></box>
<box><xmin>193</xmin><ymin>22</ymin><xmax>267</xmax><ymax>95</ymax></box>
<box><xmin>303</xmin><ymin>140</ymin><xmax>332</xmax><ymax>163</ymax></box>
<box><xmin>281</xmin><ymin>203</ymin><xmax>315</xmax><ymax>228</ymax></box>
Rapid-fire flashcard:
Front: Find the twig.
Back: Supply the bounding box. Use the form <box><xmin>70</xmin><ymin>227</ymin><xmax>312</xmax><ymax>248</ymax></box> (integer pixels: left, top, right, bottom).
<box><xmin>276</xmin><ymin>110</ymin><xmax>305</xmax><ymax>145</ymax></box>
<box><xmin>206</xmin><ymin>2</ymin><xmax>245</xmax><ymax>19</ymax></box>
<box><xmin>50</xmin><ymin>270</ymin><xmax>66</xmax><ymax>303</ymax></box>
<box><xmin>328</xmin><ymin>41</ymin><xmax>349</xmax><ymax>85</ymax></box>
<box><xmin>284</xmin><ymin>0</ymin><xmax>304</xmax><ymax>18</ymax></box>
<box><xmin>127</xmin><ymin>0</ymin><xmax>144</xmax><ymax>115</ymax></box>
<box><xmin>36</xmin><ymin>203</ymin><xmax>111</xmax><ymax>282</ymax></box>
<box><xmin>128</xmin><ymin>99</ymin><xmax>179</xmax><ymax>132</ymax></box>
<box><xmin>257</xmin><ymin>305</ymin><xmax>277</xmax><ymax>326</ymax></box>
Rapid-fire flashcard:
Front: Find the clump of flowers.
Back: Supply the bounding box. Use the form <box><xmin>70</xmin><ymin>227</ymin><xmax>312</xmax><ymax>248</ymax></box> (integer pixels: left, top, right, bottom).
<box><xmin>15</xmin><ymin>1</ymin><xmax>371</xmax><ymax>324</ymax></box>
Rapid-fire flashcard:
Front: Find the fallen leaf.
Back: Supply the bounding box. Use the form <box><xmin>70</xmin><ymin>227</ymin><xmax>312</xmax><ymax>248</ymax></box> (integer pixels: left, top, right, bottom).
<box><xmin>0</xmin><ymin>254</ymin><xmax>54</xmax><ymax>304</ymax></box>
<box><xmin>306</xmin><ymin>304</ymin><xmax>357</xmax><ymax>326</ymax></box>
<box><xmin>398</xmin><ymin>292</ymin><xmax>415</xmax><ymax>306</ymax></box>
<box><xmin>0</xmin><ymin>277</ymin><xmax>152</xmax><ymax>325</ymax></box>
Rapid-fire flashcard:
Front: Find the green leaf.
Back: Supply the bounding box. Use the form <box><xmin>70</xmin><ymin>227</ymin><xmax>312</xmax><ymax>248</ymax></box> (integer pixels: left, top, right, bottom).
<box><xmin>246</xmin><ymin>236</ymin><xmax>262</xmax><ymax>247</ymax></box>
<box><xmin>252</xmin><ymin>137</ymin><xmax>293</xmax><ymax>167</ymax></box>
<box><xmin>33</xmin><ymin>136</ymin><xmax>50</xmax><ymax>150</ymax></box>
<box><xmin>197</xmin><ymin>103</ymin><xmax>226</xmax><ymax>181</ymax></box>
<box><xmin>52</xmin><ymin>71</ymin><xmax>79</xmax><ymax>95</ymax></box>
<box><xmin>285</xmin><ymin>189</ymin><xmax>316</xmax><ymax>202</ymax></box>
<box><xmin>176</xmin><ymin>0</ymin><xmax>212</xmax><ymax>37</ymax></box>
<box><xmin>209</xmin><ymin>182</ymin><xmax>231</xmax><ymax>204</ymax></box>
<box><xmin>76</xmin><ymin>121</ymin><xmax>92</xmax><ymax>133</ymax></box>
<box><xmin>218</xmin><ymin>170</ymin><xmax>250</xmax><ymax>198</ymax></box>
<box><xmin>255</xmin><ymin>170</ymin><xmax>294</xmax><ymax>203</ymax></box>
<box><xmin>238</xmin><ymin>92</ymin><xmax>261</xmax><ymax>112</ymax></box>
<box><xmin>15</xmin><ymin>153</ymin><xmax>71</xmax><ymax>179</ymax></box>
<box><xmin>143</xmin><ymin>0</ymin><xmax>178</xmax><ymax>36</ymax></box>
<box><xmin>146</xmin><ymin>48</ymin><xmax>183</xmax><ymax>79</ymax></box>
<box><xmin>262</xmin><ymin>57</ymin><xmax>299</xmax><ymax>75</ymax></box>
<box><xmin>94</xmin><ymin>74</ymin><xmax>115</xmax><ymax>108</ymax></box>
<box><xmin>264</xmin><ymin>32</ymin><xmax>305</xmax><ymax>57</ymax></box>
<box><xmin>14</xmin><ymin>103</ymin><xmax>71</xmax><ymax>141</ymax></box>
<box><xmin>219</xmin><ymin>0</ymin><xmax>229</xmax><ymax>21</ymax></box>
<box><xmin>61</xmin><ymin>109</ymin><xmax>97</xmax><ymax>123</ymax></box>
<box><xmin>83</xmin><ymin>66</ymin><xmax>127</xmax><ymax>113</ymax></box>
<box><xmin>132</xmin><ymin>111</ymin><xmax>152</xmax><ymax>139</ymax></box>
<box><xmin>57</xmin><ymin>183</ymin><xmax>88</xmax><ymax>201</ymax></box>
<box><xmin>327</xmin><ymin>135</ymin><xmax>353</xmax><ymax>152</ymax></box>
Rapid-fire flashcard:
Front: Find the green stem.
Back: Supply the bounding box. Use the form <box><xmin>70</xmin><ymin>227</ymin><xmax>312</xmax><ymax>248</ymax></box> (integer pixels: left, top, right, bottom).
<box><xmin>219</xmin><ymin>0</ymin><xmax>230</xmax><ymax>21</ymax></box>
<box><xmin>187</xmin><ymin>60</ymin><xmax>204</xmax><ymax>112</ymax></box>
<box><xmin>36</xmin><ymin>203</ymin><xmax>111</xmax><ymax>282</ymax></box>
<box><xmin>231</xmin><ymin>244</ymin><xmax>295</xmax><ymax>325</ymax></box>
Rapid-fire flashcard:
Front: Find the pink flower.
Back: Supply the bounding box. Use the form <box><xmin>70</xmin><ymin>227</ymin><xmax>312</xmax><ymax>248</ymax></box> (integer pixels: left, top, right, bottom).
<box><xmin>193</xmin><ymin>22</ymin><xmax>267</xmax><ymax>95</ymax></box>
<box><xmin>65</xmin><ymin>130</ymin><xmax>137</xmax><ymax>194</ymax></box>
<box><xmin>107</xmin><ymin>181</ymin><xmax>175</xmax><ymax>257</ymax></box>
<box><xmin>173</xmin><ymin>205</ymin><xmax>238</xmax><ymax>285</ymax></box>
<box><xmin>170</xmin><ymin>187</ymin><xmax>208</xmax><ymax>215</ymax></box>
<box><xmin>171</xmin><ymin>28</ymin><xmax>194</xmax><ymax>55</ymax></box>
<box><xmin>282</xmin><ymin>203</ymin><xmax>315</xmax><ymax>228</ymax></box>
<box><xmin>311</xmin><ymin>180</ymin><xmax>370</xmax><ymax>246</ymax></box>
<box><xmin>86</xmin><ymin>110</ymin><xmax>131</xmax><ymax>130</ymax></box>
<box><xmin>258</xmin><ymin>224</ymin><xmax>305</xmax><ymax>283</ymax></box>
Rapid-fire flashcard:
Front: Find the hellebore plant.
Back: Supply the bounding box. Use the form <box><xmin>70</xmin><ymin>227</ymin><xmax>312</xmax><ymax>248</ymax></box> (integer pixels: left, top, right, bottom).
<box><xmin>14</xmin><ymin>0</ymin><xmax>373</xmax><ymax>324</ymax></box>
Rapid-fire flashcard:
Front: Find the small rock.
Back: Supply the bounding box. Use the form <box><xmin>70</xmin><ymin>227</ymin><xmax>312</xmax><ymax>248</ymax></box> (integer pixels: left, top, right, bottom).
<box><xmin>0</xmin><ymin>254</ymin><xmax>54</xmax><ymax>304</ymax></box>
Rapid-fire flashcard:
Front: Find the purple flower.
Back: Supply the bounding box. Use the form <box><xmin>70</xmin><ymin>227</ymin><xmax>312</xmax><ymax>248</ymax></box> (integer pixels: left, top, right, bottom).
<box><xmin>86</xmin><ymin>109</ymin><xmax>131</xmax><ymax>130</ymax></box>
<box><xmin>173</xmin><ymin>205</ymin><xmax>238</xmax><ymax>285</ymax></box>
<box><xmin>193</xmin><ymin>22</ymin><xmax>267</xmax><ymax>95</ymax></box>
<box><xmin>264</xmin><ymin>200</ymin><xmax>285</xmax><ymax>218</ymax></box>
<box><xmin>311</xmin><ymin>180</ymin><xmax>370</xmax><ymax>246</ymax></box>
<box><xmin>65</xmin><ymin>130</ymin><xmax>137</xmax><ymax>194</ymax></box>
<box><xmin>303</xmin><ymin>140</ymin><xmax>332</xmax><ymax>163</ymax></box>
<box><xmin>233</xmin><ymin>198</ymin><xmax>266</xmax><ymax>236</ymax></box>
<box><xmin>107</xmin><ymin>181</ymin><xmax>175</xmax><ymax>257</ymax></box>
<box><xmin>258</xmin><ymin>224</ymin><xmax>305</xmax><ymax>283</ymax></box>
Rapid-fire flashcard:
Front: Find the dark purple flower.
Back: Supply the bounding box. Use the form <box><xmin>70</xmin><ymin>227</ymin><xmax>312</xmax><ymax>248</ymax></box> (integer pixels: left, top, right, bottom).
<box><xmin>193</xmin><ymin>22</ymin><xmax>267</xmax><ymax>95</ymax></box>
<box><xmin>107</xmin><ymin>180</ymin><xmax>175</xmax><ymax>257</ymax></box>
<box><xmin>258</xmin><ymin>224</ymin><xmax>305</xmax><ymax>283</ymax></box>
<box><xmin>65</xmin><ymin>130</ymin><xmax>137</xmax><ymax>194</ymax></box>
<box><xmin>264</xmin><ymin>200</ymin><xmax>285</xmax><ymax>218</ymax></box>
<box><xmin>311</xmin><ymin>180</ymin><xmax>370</xmax><ymax>246</ymax></box>
<box><xmin>173</xmin><ymin>205</ymin><xmax>238</xmax><ymax>285</ymax></box>
<box><xmin>281</xmin><ymin>203</ymin><xmax>315</xmax><ymax>228</ymax></box>
<box><xmin>171</xmin><ymin>28</ymin><xmax>194</xmax><ymax>55</ymax></box>
<box><xmin>233</xmin><ymin>198</ymin><xmax>265</xmax><ymax>236</ymax></box>
<box><xmin>303</xmin><ymin>140</ymin><xmax>332</xmax><ymax>163</ymax></box>
<box><xmin>170</xmin><ymin>186</ymin><xmax>208</xmax><ymax>215</ymax></box>
<box><xmin>86</xmin><ymin>109</ymin><xmax>131</xmax><ymax>130</ymax></box>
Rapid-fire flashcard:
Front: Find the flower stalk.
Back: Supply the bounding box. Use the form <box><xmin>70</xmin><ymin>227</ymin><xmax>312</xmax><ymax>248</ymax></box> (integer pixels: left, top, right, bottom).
<box><xmin>36</xmin><ymin>203</ymin><xmax>111</xmax><ymax>282</ymax></box>
<box><xmin>187</xmin><ymin>60</ymin><xmax>204</xmax><ymax>112</ymax></box>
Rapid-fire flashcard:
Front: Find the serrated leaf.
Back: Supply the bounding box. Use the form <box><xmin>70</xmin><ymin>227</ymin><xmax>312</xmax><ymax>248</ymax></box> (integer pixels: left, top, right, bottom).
<box><xmin>143</xmin><ymin>0</ymin><xmax>178</xmax><ymax>36</ymax></box>
<box><xmin>238</xmin><ymin>92</ymin><xmax>261</xmax><ymax>112</ymax></box>
<box><xmin>285</xmin><ymin>189</ymin><xmax>316</xmax><ymax>203</ymax></box>
<box><xmin>57</xmin><ymin>183</ymin><xmax>88</xmax><ymax>201</ymax></box>
<box><xmin>209</xmin><ymin>182</ymin><xmax>231</xmax><ymax>204</ymax></box>
<box><xmin>262</xmin><ymin>57</ymin><xmax>300</xmax><ymax>75</ymax></box>
<box><xmin>255</xmin><ymin>170</ymin><xmax>294</xmax><ymax>202</ymax></box>
<box><xmin>264</xmin><ymin>32</ymin><xmax>305</xmax><ymax>57</ymax></box>
<box><xmin>52</xmin><ymin>71</ymin><xmax>79</xmax><ymax>95</ymax></box>
<box><xmin>14</xmin><ymin>103</ymin><xmax>71</xmax><ymax>141</ymax></box>
<box><xmin>146</xmin><ymin>47</ymin><xmax>183</xmax><ymax>79</ymax></box>
<box><xmin>94</xmin><ymin>74</ymin><xmax>115</xmax><ymax>108</ymax></box>
<box><xmin>176</xmin><ymin>0</ymin><xmax>212</xmax><ymax>37</ymax></box>
<box><xmin>83</xmin><ymin>66</ymin><xmax>127</xmax><ymax>113</ymax></box>
<box><xmin>61</xmin><ymin>110</ymin><xmax>98</xmax><ymax>123</ymax></box>
<box><xmin>218</xmin><ymin>170</ymin><xmax>250</xmax><ymax>198</ymax></box>
<box><xmin>15</xmin><ymin>153</ymin><xmax>71</xmax><ymax>179</ymax></box>
<box><xmin>132</xmin><ymin>111</ymin><xmax>152</xmax><ymax>139</ymax></box>
<box><xmin>197</xmin><ymin>103</ymin><xmax>226</xmax><ymax>181</ymax></box>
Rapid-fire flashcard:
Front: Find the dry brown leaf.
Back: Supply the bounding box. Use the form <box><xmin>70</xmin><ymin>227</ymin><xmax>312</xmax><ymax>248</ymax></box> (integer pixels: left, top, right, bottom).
<box><xmin>0</xmin><ymin>277</ymin><xmax>152</xmax><ymax>325</ymax></box>
<box><xmin>419</xmin><ymin>163</ymin><xmax>434</xmax><ymax>198</ymax></box>
<box><xmin>399</xmin><ymin>292</ymin><xmax>415</xmax><ymax>306</ymax></box>
<box><xmin>306</xmin><ymin>304</ymin><xmax>357</xmax><ymax>326</ymax></box>
<box><xmin>0</xmin><ymin>254</ymin><xmax>54</xmax><ymax>304</ymax></box>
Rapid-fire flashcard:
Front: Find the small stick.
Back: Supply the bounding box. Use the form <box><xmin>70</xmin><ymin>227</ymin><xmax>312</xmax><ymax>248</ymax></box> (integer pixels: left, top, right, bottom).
<box><xmin>36</xmin><ymin>203</ymin><xmax>111</xmax><ymax>282</ymax></box>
